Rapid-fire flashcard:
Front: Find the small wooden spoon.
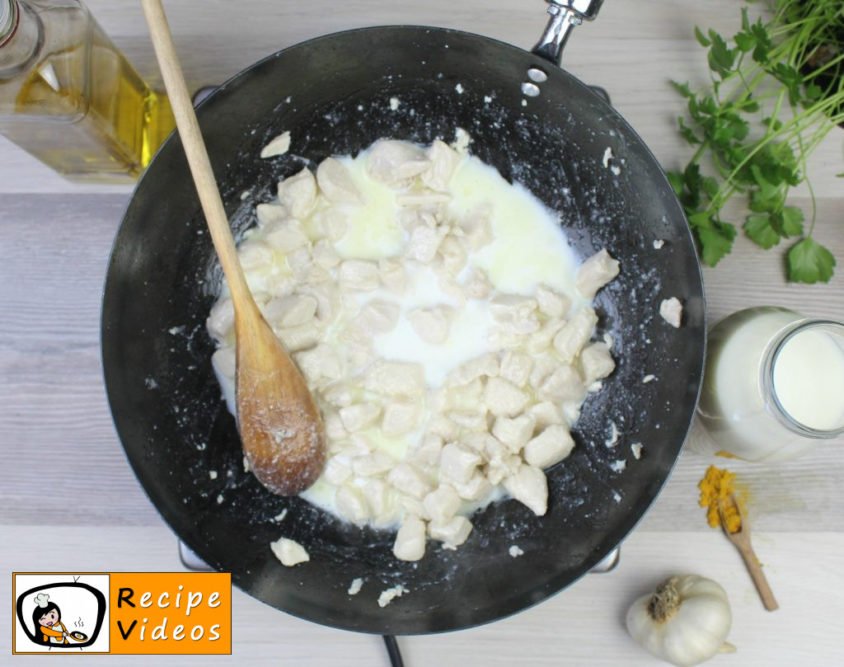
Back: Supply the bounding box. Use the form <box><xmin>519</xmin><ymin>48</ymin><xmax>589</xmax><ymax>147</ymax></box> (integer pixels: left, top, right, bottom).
<box><xmin>141</xmin><ymin>0</ymin><xmax>325</xmax><ymax>495</ymax></box>
<box><xmin>718</xmin><ymin>494</ymin><xmax>779</xmax><ymax>611</ymax></box>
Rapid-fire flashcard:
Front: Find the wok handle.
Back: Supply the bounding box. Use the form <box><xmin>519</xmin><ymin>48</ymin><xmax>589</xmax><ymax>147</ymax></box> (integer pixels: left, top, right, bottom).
<box><xmin>532</xmin><ymin>0</ymin><xmax>604</xmax><ymax>65</ymax></box>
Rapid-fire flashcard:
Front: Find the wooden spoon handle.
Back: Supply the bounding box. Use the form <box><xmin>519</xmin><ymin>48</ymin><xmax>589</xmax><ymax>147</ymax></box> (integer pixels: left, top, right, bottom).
<box><xmin>738</xmin><ymin>544</ymin><xmax>779</xmax><ymax>611</ymax></box>
<box><xmin>141</xmin><ymin>0</ymin><xmax>254</xmax><ymax>312</ymax></box>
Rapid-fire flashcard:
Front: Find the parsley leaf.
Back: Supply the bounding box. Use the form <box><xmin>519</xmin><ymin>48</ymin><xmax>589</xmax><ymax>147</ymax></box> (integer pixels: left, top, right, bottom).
<box><xmin>787</xmin><ymin>238</ymin><xmax>836</xmax><ymax>284</ymax></box>
<box><xmin>744</xmin><ymin>213</ymin><xmax>781</xmax><ymax>249</ymax></box>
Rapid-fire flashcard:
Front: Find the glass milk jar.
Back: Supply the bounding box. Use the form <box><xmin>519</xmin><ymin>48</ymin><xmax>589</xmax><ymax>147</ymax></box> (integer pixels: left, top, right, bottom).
<box><xmin>697</xmin><ymin>307</ymin><xmax>844</xmax><ymax>461</ymax></box>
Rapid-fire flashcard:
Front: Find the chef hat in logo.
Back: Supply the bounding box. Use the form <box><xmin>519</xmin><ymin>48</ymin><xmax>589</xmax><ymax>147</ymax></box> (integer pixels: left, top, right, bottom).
<box><xmin>34</xmin><ymin>593</ymin><xmax>50</xmax><ymax>608</ymax></box>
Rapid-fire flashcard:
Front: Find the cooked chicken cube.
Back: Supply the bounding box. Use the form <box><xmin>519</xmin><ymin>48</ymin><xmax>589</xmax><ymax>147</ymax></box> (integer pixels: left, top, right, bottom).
<box><xmin>523</xmin><ymin>424</ymin><xmax>575</xmax><ymax>468</ymax></box>
<box><xmin>503</xmin><ymin>464</ymin><xmax>549</xmax><ymax>516</ymax></box>
<box><xmin>576</xmin><ymin>249</ymin><xmax>620</xmax><ymax>299</ymax></box>
<box><xmin>393</xmin><ymin>515</ymin><xmax>427</xmax><ymax>561</ymax></box>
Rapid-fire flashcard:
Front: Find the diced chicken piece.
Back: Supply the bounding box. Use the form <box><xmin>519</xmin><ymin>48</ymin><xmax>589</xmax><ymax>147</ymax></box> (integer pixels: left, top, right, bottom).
<box><xmin>256</xmin><ymin>203</ymin><xmax>287</xmax><ymax>226</ymax></box>
<box><xmin>211</xmin><ymin>346</ymin><xmax>236</xmax><ymax>380</ymax></box>
<box><xmin>413</xmin><ymin>434</ymin><xmax>444</xmax><ymax>468</ymax></box>
<box><xmin>335</xmin><ymin>484</ymin><xmax>370</xmax><ymax>524</ymax></box>
<box><xmin>539</xmin><ymin>365</ymin><xmax>585</xmax><ymax>403</ymax></box>
<box><xmin>499</xmin><ymin>350</ymin><xmax>534</xmax><ymax>387</ymax></box>
<box><xmin>207</xmin><ymin>298</ymin><xmax>235</xmax><ymax>340</ymax></box>
<box><xmin>460</xmin><ymin>432</ymin><xmax>498</xmax><ymax>454</ymax></box>
<box><xmin>264</xmin><ymin>219</ymin><xmax>310</xmax><ymax>253</ymax></box>
<box><xmin>504</xmin><ymin>464</ymin><xmax>549</xmax><ymax>516</ymax></box>
<box><xmin>442</xmin><ymin>378</ymin><xmax>484</xmax><ymax>411</ymax></box>
<box><xmin>323</xmin><ymin>456</ymin><xmax>352</xmax><ymax>485</ymax></box>
<box><xmin>295</xmin><ymin>344</ymin><xmax>343</xmax><ymax>384</ymax></box>
<box><xmin>528</xmin><ymin>355</ymin><xmax>559</xmax><ymax>388</ymax></box>
<box><xmin>438</xmin><ymin>236</ymin><xmax>467</xmax><ymax>275</ymax></box>
<box><xmin>422</xmin><ymin>139</ymin><xmax>461</xmax><ymax>191</ymax></box>
<box><xmin>526</xmin><ymin>318</ymin><xmax>566</xmax><ymax>355</ymax></box>
<box><xmin>422</xmin><ymin>485</ymin><xmax>461</xmax><ymax>524</ymax></box>
<box><xmin>553</xmin><ymin>307</ymin><xmax>598</xmax><ymax>363</ymax></box>
<box><xmin>339</xmin><ymin>260</ymin><xmax>380</xmax><ymax>291</ymax></box>
<box><xmin>263</xmin><ymin>294</ymin><xmax>318</xmax><ymax>328</ymax></box>
<box><xmin>378</xmin><ymin>258</ymin><xmax>407</xmax><ymax>294</ymax></box>
<box><xmin>484</xmin><ymin>377</ymin><xmax>530</xmax><ymax>417</ymax></box>
<box><xmin>528</xmin><ymin>401</ymin><xmax>566</xmax><ymax>429</ymax></box>
<box><xmin>238</xmin><ymin>240</ymin><xmax>273</xmax><ymax>271</ymax></box>
<box><xmin>366</xmin><ymin>139</ymin><xmax>430</xmax><ymax>185</ymax></box>
<box><xmin>429</xmin><ymin>516</ymin><xmax>472</xmax><ymax>547</ymax></box>
<box><xmin>660</xmin><ymin>297</ymin><xmax>683</xmax><ymax>328</ymax></box>
<box><xmin>345</xmin><ymin>434</ymin><xmax>374</xmax><ymax>457</ymax></box>
<box><xmin>580</xmin><ymin>342</ymin><xmax>616</xmax><ymax>384</ymax></box>
<box><xmin>387</xmin><ymin>462</ymin><xmax>432</xmax><ymax>499</ymax></box>
<box><xmin>298</xmin><ymin>283</ymin><xmax>339</xmax><ymax>322</ymax></box>
<box><xmin>447</xmin><ymin>410</ymin><xmax>488</xmax><ymax>432</ymax></box>
<box><xmin>261</xmin><ymin>131</ymin><xmax>291</xmax><ymax>158</ymax></box>
<box><xmin>393</xmin><ymin>515</ymin><xmax>427</xmax><ymax>562</ymax></box>
<box><xmin>576</xmin><ymin>249</ymin><xmax>620</xmax><ymax>299</ymax></box>
<box><xmin>452</xmin><ymin>470</ymin><xmax>493</xmax><ymax>501</ymax></box>
<box><xmin>322</xmin><ymin>383</ymin><xmax>356</xmax><ymax>408</ymax></box>
<box><xmin>536</xmin><ymin>285</ymin><xmax>571</xmax><ymax>319</ymax></box>
<box><xmin>359</xmin><ymin>478</ymin><xmax>394</xmax><ymax>524</ymax></box>
<box><xmin>352</xmin><ymin>451</ymin><xmax>395</xmax><ymax>478</ymax></box>
<box><xmin>319</xmin><ymin>207</ymin><xmax>348</xmax><ymax>241</ymax></box>
<box><xmin>459</xmin><ymin>206</ymin><xmax>493</xmax><ymax>249</ymax></box>
<box><xmin>377</xmin><ymin>585</ymin><xmax>409</xmax><ymax>608</ymax></box>
<box><xmin>324</xmin><ymin>411</ymin><xmax>348</xmax><ymax>440</ymax></box>
<box><xmin>407</xmin><ymin>224</ymin><xmax>447</xmax><ymax>263</ymax></box>
<box><xmin>449</xmin><ymin>353</ymin><xmax>500</xmax><ymax>386</ymax></box>
<box><xmin>364</xmin><ymin>361</ymin><xmax>426</xmax><ymax>397</ymax></box>
<box><xmin>492</xmin><ymin>414</ymin><xmax>537</xmax><ymax>453</ymax></box>
<box><xmin>355</xmin><ymin>300</ymin><xmax>400</xmax><ymax>335</ymax></box>
<box><xmin>408</xmin><ymin>306</ymin><xmax>454</xmax><ymax>344</ymax></box>
<box><xmin>276</xmin><ymin>322</ymin><xmax>320</xmax><ymax>352</ymax></box>
<box><xmin>463</xmin><ymin>268</ymin><xmax>492</xmax><ymax>299</ymax></box>
<box><xmin>397</xmin><ymin>191</ymin><xmax>452</xmax><ymax>208</ymax></box>
<box><xmin>490</xmin><ymin>295</ymin><xmax>540</xmax><ymax>334</ymax></box>
<box><xmin>524</xmin><ymin>424</ymin><xmax>575</xmax><ymax>468</ymax></box>
<box><xmin>269</xmin><ymin>537</ymin><xmax>309</xmax><ymax>566</ymax></box>
<box><xmin>316</xmin><ymin>157</ymin><xmax>363</xmax><ymax>204</ymax></box>
<box><xmin>485</xmin><ymin>459</ymin><xmax>518</xmax><ymax>485</ymax></box>
<box><xmin>286</xmin><ymin>246</ymin><xmax>312</xmax><ymax>278</ymax></box>
<box><xmin>439</xmin><ymin>442</ymin><xmax>482</xmax><ymax>484</ymax></box>
<box><xmin>397</xmin><ymin>493</ymin><xmax>425</xmax><ymax>517</ymax></box>
<box><xmin>312</xmin><ymin>240</ymin><xmax>341</xmax><ymax>269</ymax></box>
<box><xmin>277</xmin><ymin>167</ymin><xmax>317</xmax><ymax>219</ymax></box>
<box><xmin>382</xmin><ymin>402</ymin><xmax>421</xmax><ymax>437</ymax></box>
<box><xmin>339</xmin><ymin>404</ymin><xmax>382</xmax><ymax>433</ymax></box>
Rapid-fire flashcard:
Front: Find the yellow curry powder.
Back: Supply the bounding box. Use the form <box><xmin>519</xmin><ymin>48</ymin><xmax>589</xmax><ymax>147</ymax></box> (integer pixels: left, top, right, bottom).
<box><xmin>698</xmin><ymin>465</ymin><xmax>742</xmax><ymax>533</ymax></box>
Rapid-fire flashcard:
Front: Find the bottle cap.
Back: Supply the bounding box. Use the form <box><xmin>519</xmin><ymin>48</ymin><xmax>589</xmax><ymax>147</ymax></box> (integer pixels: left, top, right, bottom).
<box><xmin>0</xmin><ymin>1</ymin><xmax>19</xmax><ymax>47</ymax></box>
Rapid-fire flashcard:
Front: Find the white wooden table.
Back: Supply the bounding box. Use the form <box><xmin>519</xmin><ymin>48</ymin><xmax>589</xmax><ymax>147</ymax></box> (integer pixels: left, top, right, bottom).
<box><xmin>1</xmin><ymin>1</ymin><xmax>842</xmax><ymax>664</ymax></box>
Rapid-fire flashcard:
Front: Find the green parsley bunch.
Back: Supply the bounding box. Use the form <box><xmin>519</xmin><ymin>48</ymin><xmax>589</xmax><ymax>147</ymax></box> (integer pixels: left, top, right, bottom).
<box><xmin>669</xmin><ymin>0</ymin><xmax>842</xmax><ymax>283</ymax></box>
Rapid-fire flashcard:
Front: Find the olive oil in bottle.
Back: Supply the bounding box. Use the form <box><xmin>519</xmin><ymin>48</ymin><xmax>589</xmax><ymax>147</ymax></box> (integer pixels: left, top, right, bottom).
<box><xmin>0</xmin><ymin>0</ymin><xmax>175</xmax><ymax>182</ymax></box>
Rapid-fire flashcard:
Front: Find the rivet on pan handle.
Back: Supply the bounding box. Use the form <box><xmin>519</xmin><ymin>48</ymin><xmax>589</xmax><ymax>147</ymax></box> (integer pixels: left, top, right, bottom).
<box><xmin>532</xmin><ymin>0</ymin><xmax>604</xmax><ymax>65</ymax></box>
<box><xmin>589</xmin><ymin>547</ymin><xmax>620</xmax><ymax>574</ymax></box>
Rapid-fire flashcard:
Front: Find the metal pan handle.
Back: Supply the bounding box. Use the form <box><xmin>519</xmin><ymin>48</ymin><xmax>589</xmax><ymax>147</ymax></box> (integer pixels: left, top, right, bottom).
<box><xmin>532</xmin><ymin>0</ymin><xmax>603</xmax><ymax>65</ymax></box>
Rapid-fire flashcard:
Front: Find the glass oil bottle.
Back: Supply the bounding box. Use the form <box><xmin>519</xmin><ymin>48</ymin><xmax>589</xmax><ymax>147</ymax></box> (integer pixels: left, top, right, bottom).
<box><xmin>0</xmin><ymin>0</ymin><xmax>175</xmax><ymax>182</ymax></box>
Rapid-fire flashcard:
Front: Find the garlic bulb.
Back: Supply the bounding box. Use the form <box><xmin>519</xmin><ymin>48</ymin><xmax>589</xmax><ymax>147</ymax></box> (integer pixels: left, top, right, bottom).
<box><xmin>626</xmin><ymin>574</ymin><xmax>734</xmax><ymax>667</ymax></box>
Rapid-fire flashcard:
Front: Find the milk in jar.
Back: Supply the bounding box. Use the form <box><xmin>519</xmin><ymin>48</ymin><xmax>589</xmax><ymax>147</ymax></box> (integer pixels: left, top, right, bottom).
<box><xmin>697</xmin><ymin>307</ymin><xmax>844</xmax><ymax>461</ymax></box>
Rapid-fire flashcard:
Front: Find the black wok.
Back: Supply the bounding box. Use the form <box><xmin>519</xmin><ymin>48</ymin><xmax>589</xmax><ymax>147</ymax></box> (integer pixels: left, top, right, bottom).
<box><xmin>102</xmin><ymin>10</ymin><xmax>705</xmax><ymax>635</ymax></box>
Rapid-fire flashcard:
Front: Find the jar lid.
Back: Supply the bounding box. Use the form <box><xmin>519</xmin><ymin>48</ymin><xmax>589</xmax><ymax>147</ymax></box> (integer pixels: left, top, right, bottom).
<box><xmin>0</xmin><ymin>1</ymin><xmax>19</xmax><ymax>47</ymax></box>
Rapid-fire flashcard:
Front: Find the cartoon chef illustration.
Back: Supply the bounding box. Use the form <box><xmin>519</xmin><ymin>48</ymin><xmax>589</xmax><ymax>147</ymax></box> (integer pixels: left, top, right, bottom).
<box><xmin>31</xmin><ymin>593</ymin><xmax>70</xmax><ymax>645</ymax></box>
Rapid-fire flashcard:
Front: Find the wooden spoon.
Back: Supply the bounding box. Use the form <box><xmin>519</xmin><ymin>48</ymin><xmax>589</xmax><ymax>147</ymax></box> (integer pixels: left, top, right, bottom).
<box><xmin>718</xmin><ymin>494</ymin><xmax>779</xmax><ymax>611</ymax></box>
<box><xmin>141</xmin><ymin>0</ymin><xmax>325</xmax><ymax>495</ymax></box>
